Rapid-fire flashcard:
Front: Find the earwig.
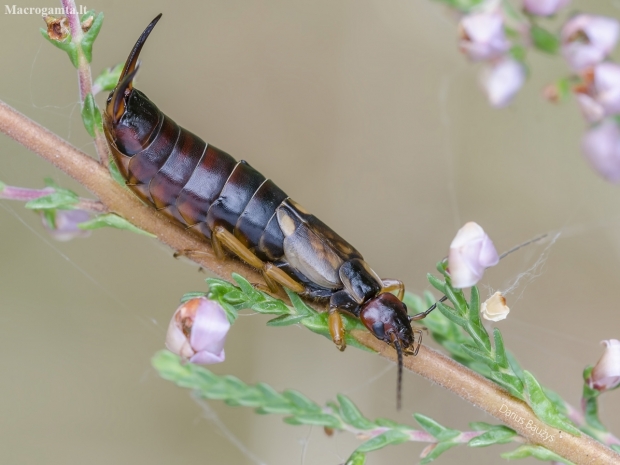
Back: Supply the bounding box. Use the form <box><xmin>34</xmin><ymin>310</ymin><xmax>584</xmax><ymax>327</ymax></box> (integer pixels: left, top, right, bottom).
<box><xmin>103</xmin><ymin>14</ymin><xmax>433</xmax><ymax>409</ymax></box>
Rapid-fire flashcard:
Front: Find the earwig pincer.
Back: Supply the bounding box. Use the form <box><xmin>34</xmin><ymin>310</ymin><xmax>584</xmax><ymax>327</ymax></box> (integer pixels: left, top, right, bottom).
<box><xmin>103</xmin><ymin>14</ymin><xmax>434</xmax><ymax>408</ymax></box>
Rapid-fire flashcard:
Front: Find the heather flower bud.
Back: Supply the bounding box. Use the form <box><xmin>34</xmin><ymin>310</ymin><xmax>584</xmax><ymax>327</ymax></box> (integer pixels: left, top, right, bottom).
<box><xmin>458</xmin><ymin>13</ymin><xmax>510</xmax><ymax>62</ymax></box>
<box><xmin>480</xmin><ymin>58</ymin><xmax>526</xmax><ymax>107</ymax></box>
<box><xmin>575</xmin><ymin>63</ymin><xmax>620</xmax><ymax>123</ymax></box>
<box><xmin>480</xmin><ymin>291</ymin><xmax>510</xmax><ymax>321</ymax></box>
<box><xmin>561</xmin><ymin>15</ymin><xmax>620</xmax><ymax>72</ymax></box>
<box><xmin>581</xmin><ymin>119</ymin><xmax>620</xmax><ymax>183</ymax></box>
<box><xmin>165</xmin><ymin>297</ymin><xmax>230</xmax><ymax>364</ymax></box>
<box><xmin>448</xmin><ymin>222</ymin><xmax>499</xmax><ymax>289</ymax></box>
<box><xmin>41</xmin><ymin>209</ymin><xmax>91</xmax><ymax>241</ymax></box>
<box><xmin>522</xmin><ymin>0</ymin><xmax>569</xmax><ymax>17</ymax></box>
<box><xmin>587</xmin><ymin>339</ymin><xmax>620</xmax><ymax>391</ymax></box>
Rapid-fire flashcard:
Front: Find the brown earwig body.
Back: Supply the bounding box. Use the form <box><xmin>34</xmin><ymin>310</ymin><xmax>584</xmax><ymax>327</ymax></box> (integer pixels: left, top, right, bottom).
<box><xmin>104</xmin><ymin>15</ymin><xmax>431</xmax><ymax>408</ymax></box>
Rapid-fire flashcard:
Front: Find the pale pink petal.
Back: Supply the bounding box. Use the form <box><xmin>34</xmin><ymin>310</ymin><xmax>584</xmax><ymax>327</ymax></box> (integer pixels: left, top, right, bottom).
<box><xmin>480</xmin><ymin>58</ymin><xmax>526</xmax><ymax>107</ymax></box>
<box><xmin>594</xmin><ymin>63</ymin><xmax>620</xmax><ymax>115</ymax></box>
<box><xmin>562</xmin><ymin>15</ymin><xmax>620</xmax><ymax>71</ymax></box>
<box><xmin>588</xmin><ymin>339</ymin><xmax>620</xmax><ymax>391</ymax></box>
<box><xmin>459</xmin><ymin>13</ymin><xmax>510</xmax><ymax>62</ymax></box>
<box><xmin>165</xmin><ymin>297</ymin><xmax>231</xmax><ymax>365</ymax></box>
<box><xmin>576</xmin><ymin>93</ymin><xmax>605</xmax><ymax>123</ymax></box>
<box><xmin>523</xmin><ymin>0</ymin><xmax>570</xmax><ymax>16</ymax></box>
<box><xmin>448</xmin><ymin>222</ymin><xmax>499</xmax><ymax>288</ymax></box>
<box><xmin>42</xmin><ymin>209</ymin><xmax>91</xmax><ymax>241</ymax></box>
<box><xmin>581</xmin><ymin>120</ymin><xmax>620</xmax><ymax>183</ymax></box>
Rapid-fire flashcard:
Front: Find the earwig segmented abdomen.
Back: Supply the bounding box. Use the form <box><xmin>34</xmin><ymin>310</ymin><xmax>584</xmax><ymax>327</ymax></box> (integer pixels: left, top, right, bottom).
<box><xmin>106</xmin><ymin>102</ymin><xmax>290</xmax><ymax>261</ymax></box>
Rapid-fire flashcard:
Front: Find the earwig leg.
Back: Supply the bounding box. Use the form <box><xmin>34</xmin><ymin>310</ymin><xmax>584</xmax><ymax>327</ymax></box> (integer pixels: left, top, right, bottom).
<box><xmin>263</xmin><ymin>263</ymin><xmax>305</xmax><ymax>293</ymax></box>
<box><xmin>211</xmin><ymin>226</ymin><xmax>305</xmax><ymax>294</ymax></box>
<box><xmin>381</xmin><ymin>279</ymin><xmax>405</xmax><ymax>301</ymax></box>
<box><xmin>328</xmin><ymin>308</ymin><xmax>346</xmax><ymax>351</ymax></box>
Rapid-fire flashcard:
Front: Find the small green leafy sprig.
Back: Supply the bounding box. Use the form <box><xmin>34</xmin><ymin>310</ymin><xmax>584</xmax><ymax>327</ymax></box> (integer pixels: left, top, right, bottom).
<box><xmin>153</xmin><ymin>350</ymin><xmax>525</xmax><ymax>464</ymax></box>
<box><xmin>0</xmin><ymin>178</ymin><xmax>153</xmax><ymax>237</ymax></box>
<box><xmin>423</xmin><ymin>261</ymin><xmax>580</xmax><ymax>436</ymax></box>
<box><xmin>197</xmin><ymin>273</ymin><xmax>371</xmax><ymax>351</ymax></box>
<box><xmin>579</xmin><ymin>367</ymin><xmax>620</xmax><ymax>451</ymax></box>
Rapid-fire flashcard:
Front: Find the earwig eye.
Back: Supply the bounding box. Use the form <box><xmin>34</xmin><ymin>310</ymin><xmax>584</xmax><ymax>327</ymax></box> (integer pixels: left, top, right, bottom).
<box><xmin>372</xmin><ymin>321</ymin><xmax>385</xmax><ymax>340</ymax></box>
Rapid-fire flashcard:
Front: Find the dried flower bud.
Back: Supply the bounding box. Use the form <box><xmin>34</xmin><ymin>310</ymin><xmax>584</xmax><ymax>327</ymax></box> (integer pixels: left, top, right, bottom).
<box><xmin>587</xmin><ymin>339</ymin><xmax>620</xmax><ymax>391</ymax></box>
<box><xmin>81</xmin><ymin>15</ymin><xmax>94</xmax><ymax>33</ymax></box>
<box><xmin>448</xmin><ymin>222</ymin><xmax>499</xmax><ymax>289</ymax></box>
<box><xmin>480</xmin><ymin>58</ymin><xmax>526</xmax><ymax>107</ymax></box>
<box><xmin>165</xmin><ymin>297</ymin><xmax>230</xmax><ymax>364</ymax></box>
<box><xmin>581</xmin><ymin>119</ymin><xmax>620</xmax><ymax>183</ymax></box>
<box><xmin>41</xmin><ymin>209</ymin><xmax>91</xmax><ymax>241</ymax></box>
<box><xmin>522</xmin><ymin>0</ymin><xmax>569</xmax><ymax>17</ymax></box>
<box><xmin>561</xmin><ymin>15</ymin><xmax>620</xmax><ymax>72</ymax></box>
<box><xmin>43</xmin><ymin>15</ymin><xmax>70</xmax><ymax>42</ymax></box>
<box><xmin>481</xmin><ymin>291</ymin><xmax>510</xmax><ymax>321</ymax></box>
<box><xmin>574</xmin><ymin>63</ymin><xmax>620</xmax><ymax>123</ymax></box>
<box><xmin>458</xmin><ymin>13</ymin><xmax>510</xmax><ymax>62</ymax></box>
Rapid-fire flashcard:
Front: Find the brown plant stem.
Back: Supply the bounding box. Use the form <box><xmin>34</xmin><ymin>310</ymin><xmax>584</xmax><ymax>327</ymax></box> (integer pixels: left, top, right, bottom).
<box><xmin>353</xmin><ymin>331</ymin><xmax>620</xmax><ymax>465</ymax></box>
<box><xmin>1</xmin><ymin>98</ymin><xmax>619</xmax><ymax>465</ymax></box>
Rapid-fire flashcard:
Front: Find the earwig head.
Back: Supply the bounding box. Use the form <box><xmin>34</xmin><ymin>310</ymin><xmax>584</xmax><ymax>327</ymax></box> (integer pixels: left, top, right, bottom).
<box><xmin>359</xmin><ymin>293</ymin><xmax>415</xmax><ymax>352</ymax></box>
<box><xmin>103</xmin><ymin>14</ymin><xmax>163</xmax><ymax>155</ymax></box>
<box><xmin>359</xmin><ymin>293</ymin><xmax>416</xmax><ymax>409</ymax></box>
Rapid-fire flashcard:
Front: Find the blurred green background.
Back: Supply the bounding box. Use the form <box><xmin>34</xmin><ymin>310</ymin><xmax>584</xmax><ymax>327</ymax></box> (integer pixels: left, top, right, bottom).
<box><xmin>1</xmin><ymin>1</ymin><xmax>619</xmax><ymax>464</ymax></box>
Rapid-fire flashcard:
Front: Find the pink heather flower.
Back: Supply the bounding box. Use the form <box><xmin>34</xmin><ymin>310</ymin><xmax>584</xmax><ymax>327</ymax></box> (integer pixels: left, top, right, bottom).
<box><xmin>561</xmin><ymin>15</ymin><xmax>620</xmax><ymax>72</ymax></box>
<box><xmin>448</xmin><ymin>222</ymin><xmax>500</xmax><ymax>289</ymax></box>
<box><xmin>587</xmin><ymin>339</ymin><xmax>620</xmax><ymax>391</ymax></box>
<box><xmin>459</xmin><ymin>13</ymin><xmax>510</xmax><ymax>62</ymax></box>
<box><xmin>581</xmin><ymin>119</ymin><xmax>620</xmax><ymax>183</ymax></box>
<box><xmin>41</xmin><ymin>209</ymin><xmax>91</xmax><ymax>241</ymax></box>
<box><xmin>575</xmin><ymin>63</ymin><xmax>620</xmax><ymax>123</ymax></box>
<box><xmin>522</xmin><ymin>0</ymin><xmax>569</xmax><ymax>17</ymax></box>
<box><xmin>165</xmin><ymin>297</ymin><xmax>230</xmax><ymax>364</ymax></box>
<box><xmin>480</xmin><ymin>58</ymin><xmax>526</xmax><ymax>107</ymax></box>
<box><xmin>480</xmin><ymin>291</ymin><xmax>510</xmax><ymax>322</ymax></box>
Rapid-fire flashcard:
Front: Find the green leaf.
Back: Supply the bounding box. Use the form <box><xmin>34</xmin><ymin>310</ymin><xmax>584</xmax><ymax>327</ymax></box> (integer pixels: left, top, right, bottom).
<box><xmin>436</xmin><ymin>302</ymin><xmax>467</xmax><ymax>327</ymax></box>
<box><xmin>81</xmin><ymin>93</ymin><xmax>103</xmax><ymax>137</ymax></box>
<box><xmin>180</xmin><ymin>292</ymin><xmax>207</xmax><ymax>303</ymax></box>
<box><xmin>355</xmin><ymin>429</ymin><xmax>410</xmax><ymax>453</ymax></box>
<box><xmin>501</xmin><ymin>445</ymin><xmax>574</xmax><ymax>464</ymax></box>
<box><xmin>93</xmin><ymin>63</ymin><xmax>123</xmax><ymax>94</ymax></box>
<box><xmin>0</xmin><ymin>180</ymin><xmax>5</xmax><ymax>191</ymax></box>
<box><xmin>80</xmin><ymin>11</ymin><xmax>104</xmax><ymax>63</ymax></box>
<box><xmin>78</xmin><ymin>212</ymin><xmax>156</xmax><ymax>237</ymax></box>
<box><xmin>108</xmin><ymin>157</ymin><xmax>127</xmax><ymax>187</ymax></box>
<box><xmin>253</xmin><ymin>300</ymin><xmax>290</xmax><ymax>315</ymax></box>
<box><xmin>345</xmin><ymin>451</ymin><xmax>366</xmax><ymax>465</ymax></box>
<box><xmin>283</xmin><ymin>390</ymin><xmax>321</xmax><ymax>413</ymax></box>
<box><xmin>522</xmin><ymin>371</ymin><xmax>581</xmax><ymax>436</ymax></box>
<box><xmin>40</xmin><ymin>28</ymin><xmax>79</xmax><ymax>67</ymax></box>
<box><xmin>266</xmin><ymin>314</ymin><xmax>307</xmax><ymax>326</ymax></box>
<box><xmin>489</xmin><ymin>371</ymin><xmax>524</xmax><ymax>398</ymax></box>
<box><xmin>510</xmin><ymin>44</ymin><xmax>527</xmax><ymax>62</ymax></box>
<box><xmin>414</xmin><ymin>414</ymin><xmax>459</xmax><ymax>441</ymax></box>
<box><xmin>285</xmin><ymin>288</ymin><xmax>316</xmax><ymax>316</ymax></box>
<box><xmin>288</xmin><ymin>412</ymin><xmax>342</xmax><ymax>429</ymax></box>
<box><xmin>493</xmin><ymin>329</ymin><xmax>509</xmax><ymax>369</ymax></box>
<box><xmin>419</xmin><ymin>441</ymin><xmax>459</xmax><ymax>464</ymax></box>
<box><xmin>427</xmin><ymin>273</ymin><xmax>446</xmax><ymax>294</ymax></box>
<box><xmin>468</xmin><ymin>425</ymin><xmax>517</xmax><ymax>447</ymax></box>
<box><xmin>531</xmin><ymin>25</ymin><xmax>560</xmax><ymax>54</ymax></box>
<box><xmin>337</xmin><ymin>394</ymin><xmax>375</xmax><ymax>430</ymax></box>
<box><xmin>232</xmin><ymin>273</ymin><xmax>264</xmax><ymax>303</ymax></box>
<box><xmin>24</xmin><ymin>188</ymin><xmax>78</xmax><ymax>210</ymax></box>
<box><xmin>611</xmin><ymin>444</ymin><xmax>620</xmax><ymax>453</ymax></box>
<box><xmin>460</xmin><ymin>344</ymin><xmax>495</xmax><ymax>368</ymax></box>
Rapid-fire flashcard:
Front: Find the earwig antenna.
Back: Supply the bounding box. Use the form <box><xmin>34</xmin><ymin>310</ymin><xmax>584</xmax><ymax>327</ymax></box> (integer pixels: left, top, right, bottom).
<box><xmin>394</xmin><ymin>338</ymin><xmax>403</xmax><ymax>410</ymax></box>
<box><xmin>410</xmin><ymin>233</ymin><xmax>550</xmax><ymax>321</ymax></box>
